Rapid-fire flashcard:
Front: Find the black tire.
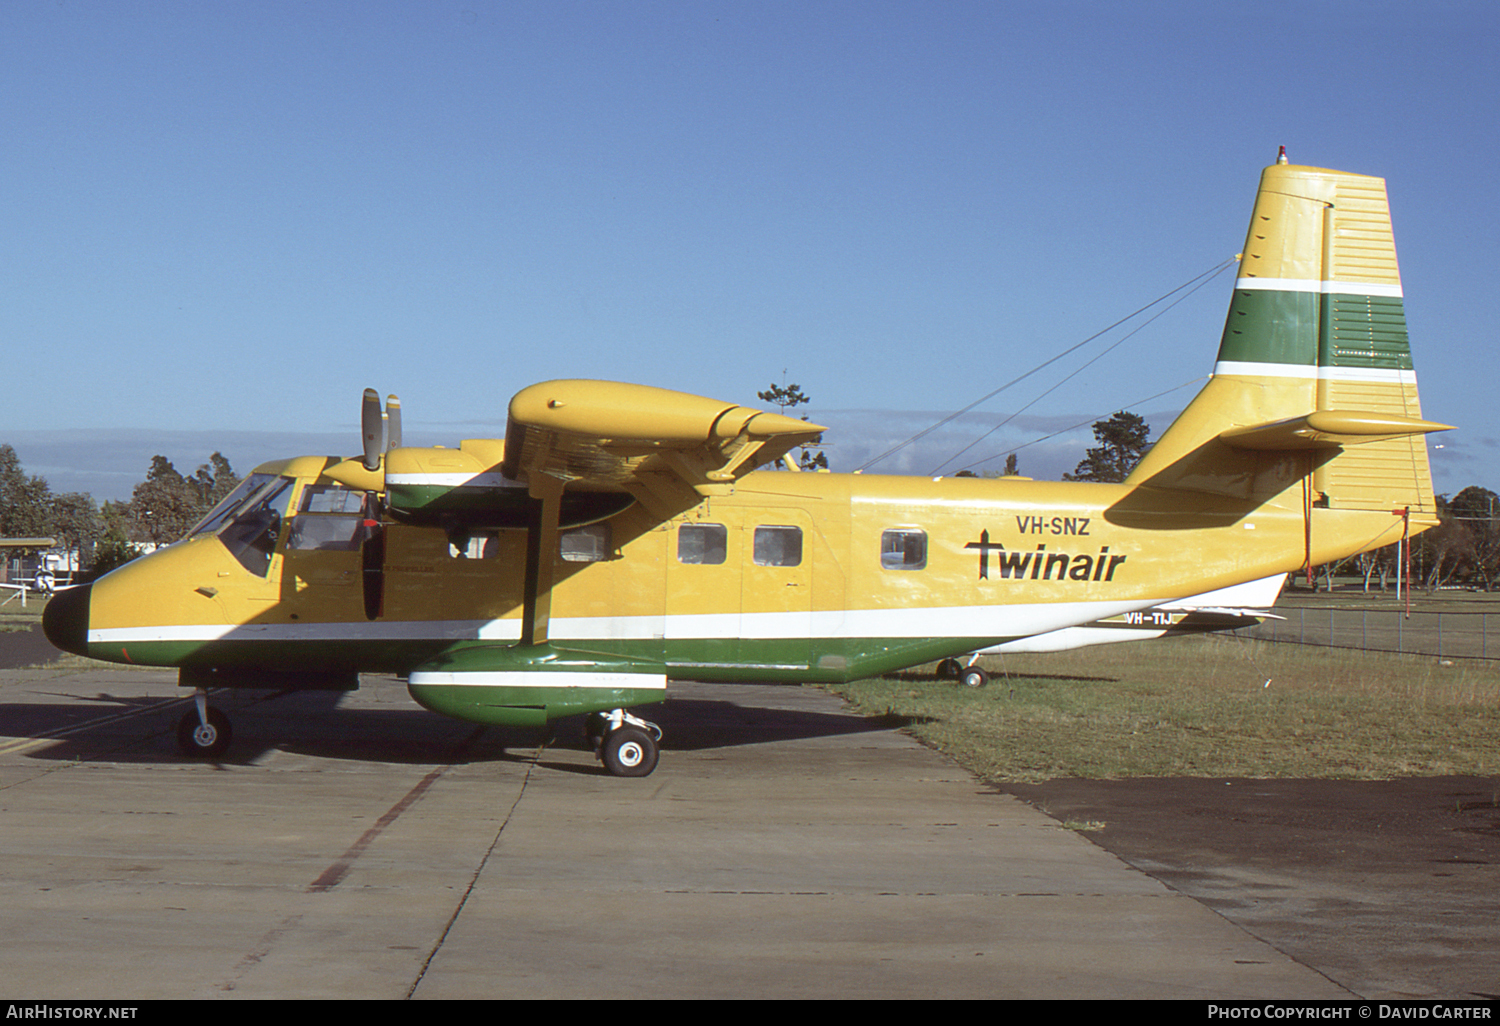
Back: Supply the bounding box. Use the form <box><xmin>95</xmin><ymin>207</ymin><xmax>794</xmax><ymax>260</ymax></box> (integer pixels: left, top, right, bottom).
<box><xmin>936</xmin><ymin>658</ymin><xmax>963</xmax><ymax>680</ymax></box>
<box><xmin>961</xmin><ymin>667</ymin><xmax>989</xmax><ymax>689</ymax></box>
<box><xmin>601</xmin><ymin>725</ymin><xmax>659</xmax><ymax>778</ymax></box>
<box><xmin>177</xmin><ymin>707</ymin><xmax>232</xmax><ymax>758</ymax></box>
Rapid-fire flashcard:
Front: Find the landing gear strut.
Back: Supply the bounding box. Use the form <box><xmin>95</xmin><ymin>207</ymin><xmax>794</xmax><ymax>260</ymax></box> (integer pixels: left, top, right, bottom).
<box><xmin>176</xmin><ymin>689</ymin><xmax>232</xmax><ymax>758</ymax></box>
<box><xmin>587</xmin><ymin>709</ymin><xmax>662</xmax><ymax>777</ymax></box>
<box><xmin>938</xmin><ymin>655</ymin><xmax>988</xmax><ymax>687</ymax></box>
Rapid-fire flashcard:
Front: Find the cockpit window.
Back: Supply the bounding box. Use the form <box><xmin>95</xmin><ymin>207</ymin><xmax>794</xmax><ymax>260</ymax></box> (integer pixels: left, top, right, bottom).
<box><xmin>190</xmin><ymin>474</ymin><xmax>281</xmax><ymax>538</ymax></box>
<box><xmin>286</xmin><ymin>485</ymin><xmax>372</xmax><ymax>552</ymax></box>
<box><xmin>192</xmin><ymin>474</ymin><xmax>295</xmax><ymax>576</ymax></box>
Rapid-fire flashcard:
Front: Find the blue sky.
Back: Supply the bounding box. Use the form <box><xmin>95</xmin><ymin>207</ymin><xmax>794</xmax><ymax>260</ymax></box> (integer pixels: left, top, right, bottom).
<box><xmin>2</xmin><ymin>0</ymin><xmax>1495</xmax><ymax>500</ymax></box>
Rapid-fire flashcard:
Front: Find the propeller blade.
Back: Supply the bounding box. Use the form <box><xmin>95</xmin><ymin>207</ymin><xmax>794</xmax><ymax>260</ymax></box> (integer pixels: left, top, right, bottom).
<box><xmin>385</xmin><ymin>395</ymin><xmax>402</xmax><ymax>450</ymax></box>
<box><xmin>361</xmin><ymin>388</ymin><xmax>384</xmax><ymax>471</ymax></box>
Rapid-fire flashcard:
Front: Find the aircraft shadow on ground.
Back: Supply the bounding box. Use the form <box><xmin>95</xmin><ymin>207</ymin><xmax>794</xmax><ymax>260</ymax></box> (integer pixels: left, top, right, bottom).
<box><xmin>7</xmin><ymin>687</ymin><xmax>914</xmax><ymax>770</ymax></box>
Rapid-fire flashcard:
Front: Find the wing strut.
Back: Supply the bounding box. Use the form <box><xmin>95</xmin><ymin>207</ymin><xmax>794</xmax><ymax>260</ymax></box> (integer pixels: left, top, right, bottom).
<box><xmin>520</xmin><ymin>475</ymin><xmax>564</xmax><ymax>646</ymax></box>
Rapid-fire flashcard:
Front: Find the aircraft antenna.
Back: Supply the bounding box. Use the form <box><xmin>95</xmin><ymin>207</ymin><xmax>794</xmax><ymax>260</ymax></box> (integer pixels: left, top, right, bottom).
<box><xmin>947</xmin><ymin>375</ymin><xmax>1206</xmax><ymax>477</ymax></box>
<box><xmin>855</xmin><ymin>256</ymin><xmax>1237</xmax><ymax>473</ymax></box>
<box><xmin>929</xmin><ymin>260</ymin><xmax>1233</xmax><ymax>476</ymax></box>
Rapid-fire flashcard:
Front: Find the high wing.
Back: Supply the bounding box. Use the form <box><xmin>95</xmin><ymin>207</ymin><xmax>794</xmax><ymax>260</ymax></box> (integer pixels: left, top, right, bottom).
<box><xmin>501</xmin><ymin>380</ymin><xmax>827</xmax><ymax>518</ymax></box>
<box><xmin>324</xmin><ymin>381</ymin><xmax>826</xmax><ymax>527</ymax></box>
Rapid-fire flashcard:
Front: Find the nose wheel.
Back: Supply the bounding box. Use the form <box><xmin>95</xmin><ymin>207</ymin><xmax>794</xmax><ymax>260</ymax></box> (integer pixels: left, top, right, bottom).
<box><xmin>586</xmin><ymin>709</ymin><xmax>661</xmax><ymax>777</ymax></box>
<box><xmin>176</xmin><ymin>690</ymin><xmax>232</xmax><ymax>758</ymax></box>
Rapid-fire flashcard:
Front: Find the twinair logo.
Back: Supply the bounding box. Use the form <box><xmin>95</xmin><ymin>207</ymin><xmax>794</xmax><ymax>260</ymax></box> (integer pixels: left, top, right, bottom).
<box><xmin>965</xmin><ymin>530</ymin><xmax>1127</xmax><ymax>582</ymax></box>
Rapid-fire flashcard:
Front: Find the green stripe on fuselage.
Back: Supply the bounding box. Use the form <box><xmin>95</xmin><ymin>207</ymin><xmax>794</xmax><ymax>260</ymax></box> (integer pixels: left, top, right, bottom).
<box><xmin>90</xmin><ymin>633</ymin><xmax>1011</xmax><ymax>687</ymax></box>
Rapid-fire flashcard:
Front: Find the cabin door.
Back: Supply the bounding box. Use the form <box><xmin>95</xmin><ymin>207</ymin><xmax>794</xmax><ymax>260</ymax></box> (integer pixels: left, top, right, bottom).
<box><xmin>738</xmin><ymin>510</ymin><xmax>813</xmax><ymax>677</ymax></box>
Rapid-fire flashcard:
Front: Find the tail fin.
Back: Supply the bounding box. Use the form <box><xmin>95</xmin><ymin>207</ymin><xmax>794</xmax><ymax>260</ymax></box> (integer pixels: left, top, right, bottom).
<box><xmin>1127</xmin><ymin>162</ymin><xmax>1449</xmax><ymax>517</ymax></box>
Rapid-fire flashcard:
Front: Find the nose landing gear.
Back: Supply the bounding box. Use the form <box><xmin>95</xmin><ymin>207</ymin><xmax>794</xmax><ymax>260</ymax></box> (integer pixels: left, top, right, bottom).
<box><xmin>176</xmin><ymin>689</ymin><xmax>232</xmax><ymax>758</ymax></box>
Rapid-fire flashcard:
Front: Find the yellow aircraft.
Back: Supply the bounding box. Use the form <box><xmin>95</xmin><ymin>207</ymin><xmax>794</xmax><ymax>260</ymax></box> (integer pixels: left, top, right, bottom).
<box><xmin>43</xmin><ymin>158</ymin><xmax>1450</xmax><ymax>776</ymax></box>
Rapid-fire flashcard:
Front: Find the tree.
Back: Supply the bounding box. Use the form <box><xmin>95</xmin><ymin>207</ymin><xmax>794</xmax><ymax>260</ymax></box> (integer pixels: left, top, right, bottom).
<box><xmin>757</xmin><ymin>380</ymin><xmax>828</xmax><ymax>471</ymax></box>
<box><xmin>51</xmin><ymin>492</ymin><xmax>102</xmax><ymax>571</ymax></box>
<box><xmin>1409</xmin><ymin>494</ymin><xmax>1475</xmax><ymax>593</ymax></box>
<box><xmin>1063</xmin><ymin>412</ymin><xmax>1150</xmax><ymax>483</ymax></box>
<box><xmin>1447</xmin><ymin>486</ymin><xmax>1500</xmax><ymax>590</ymax></box>
<box><xmin>128</xmin><ymin>453</ymin><xmax>239</xmax><ymax>546</ymax></box>
<box><xmin>0</xmin><ymin>444</ymin><xmax>54</xmax><ymax>539</ymax></box>
<box><xmin>1354</xmin><ymin>544</ymin><xmax>1400</xmax><ymax>593</ymax></box>
<box><xmin>191</xmin><ymin>452</ymin><xmax>240</xmax><ymax>508</ymax></box>
<box><xmin>88</xmin><ymin>504</ymin><xmax>140</xmax><ymax>579</ymax></box>
<box><xmin>970</xmin><ymin>454</ymin><xmax>1020</xmax><ymax>480</ymax></box>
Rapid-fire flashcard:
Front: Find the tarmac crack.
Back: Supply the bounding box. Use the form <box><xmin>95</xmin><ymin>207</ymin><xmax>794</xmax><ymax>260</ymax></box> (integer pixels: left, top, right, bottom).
<box><xmin>405</xmin><ymin>740</ymin><xmax>543</xmax><ymax>1000</ymax></box>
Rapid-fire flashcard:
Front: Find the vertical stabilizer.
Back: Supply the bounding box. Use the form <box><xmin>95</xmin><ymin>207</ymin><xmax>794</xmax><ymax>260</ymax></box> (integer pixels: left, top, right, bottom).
<box><xmin>1127</xmin><ymin>163</ymin><xmax>1443</xmax><ymax>517</ymax></box>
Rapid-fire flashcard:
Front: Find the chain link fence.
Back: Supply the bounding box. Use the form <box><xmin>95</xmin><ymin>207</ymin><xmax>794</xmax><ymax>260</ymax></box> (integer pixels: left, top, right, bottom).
<box><xmin>1244</xmin><ymin>606</ymin><xmax>1500</xmax><ymax>661</ymax></box>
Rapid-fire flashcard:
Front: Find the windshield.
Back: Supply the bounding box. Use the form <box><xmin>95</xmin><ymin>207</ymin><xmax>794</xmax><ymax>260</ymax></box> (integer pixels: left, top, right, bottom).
<box><xmin>190</xmin><ymin>474</ymin><xmax>283</xmax><ymax>537</ymax></box>
<box><xmin>190</xmin><ymin>474</ymin><xmax>296</xmax><ymax>576</ymax></box>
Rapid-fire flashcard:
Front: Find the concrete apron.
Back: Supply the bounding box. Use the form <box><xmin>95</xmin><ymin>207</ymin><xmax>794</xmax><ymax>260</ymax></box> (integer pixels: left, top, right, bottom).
<box><xmin>0</xmin><ymin>669</ymin><xmax>1347</xmax><ymax>999</ymax></box>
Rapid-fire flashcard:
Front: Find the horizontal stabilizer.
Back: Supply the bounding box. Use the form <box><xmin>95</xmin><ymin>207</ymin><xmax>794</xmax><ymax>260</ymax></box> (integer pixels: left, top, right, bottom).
<box><xmin>1219</xmin><ymin>410</ymin><xmax>1453</xmax><ymax>451</ymax></box>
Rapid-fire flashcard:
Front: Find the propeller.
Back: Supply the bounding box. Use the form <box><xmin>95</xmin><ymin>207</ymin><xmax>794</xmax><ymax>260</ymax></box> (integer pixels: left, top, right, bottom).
<box><xmin>385</xmin><ymin>395</ymin><xmax>402</xmax><ymax>450</ymax></box>
<box><xmin>361</xmin><ymin>389</ymin><xmax>404</xmax><ymax>471</ymax></box>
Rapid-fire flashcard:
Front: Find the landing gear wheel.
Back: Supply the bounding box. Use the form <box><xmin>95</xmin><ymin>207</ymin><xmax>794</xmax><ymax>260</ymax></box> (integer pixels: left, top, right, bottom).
<box><xmin>176</xmin><ymin>706</ymin><xmax>232</xmax><ymax>758</ymax></box>
<box><xmin>601</xmin><ymin>725</ymin><xmax>659</xmax><ymax>778</ymax></box>
<box><xmin>961</xmin><ymin>667</ymin><xmax>989</xmax><ymax>689</ymax></box>
<box><xmin>936</xmin><ymin>658</ymin><xmax>963</xmax><ymax>680</ymax></box>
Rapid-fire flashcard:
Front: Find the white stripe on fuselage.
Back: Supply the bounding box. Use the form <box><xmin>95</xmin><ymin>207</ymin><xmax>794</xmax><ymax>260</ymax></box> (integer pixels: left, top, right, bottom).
<box><xmin>407</xmin><ymin>669</ymin><xmax>667</xmax><ymax>689</ymax></box>
<box><xmin>87</xmin><ymin>599</ymin><xmax>1167</xmax><ymax>648</ymax></box>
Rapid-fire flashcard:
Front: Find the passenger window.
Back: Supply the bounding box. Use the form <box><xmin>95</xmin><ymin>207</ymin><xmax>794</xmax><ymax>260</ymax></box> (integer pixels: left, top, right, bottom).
<box><xmin>678</xmin><ymin>523</ymin><xmax>727</xmax><ymax>565</ymax></box>
<box><xmin>560</xmin><ymin>523</ymin><xmax>610</xmax><ymax>563</ymax></box>
<box><xmin>754</xmin><ymin>525</ymin><xmax>802</xmax><ymax>567</ymax></box>
<box><xmin>449</xmin><ymin>530</ymin><xmax>499</xmax><ymax>560</ymax></box>
<box><xmin>881</xmin><ymin>529</ymin><xmax>927</xmax><ymax>570</ymax></box>
<box><xmin>287</xmin><ymin>485</ymin><xmax>371</xmax><ymax>552</ymax></box>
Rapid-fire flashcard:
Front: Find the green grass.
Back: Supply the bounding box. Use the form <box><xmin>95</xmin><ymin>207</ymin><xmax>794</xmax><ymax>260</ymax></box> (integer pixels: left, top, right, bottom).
<box><xmin>825</xmin><ymin>635</ymin><xmax>1500</xmax><ymax>783</ymax></box>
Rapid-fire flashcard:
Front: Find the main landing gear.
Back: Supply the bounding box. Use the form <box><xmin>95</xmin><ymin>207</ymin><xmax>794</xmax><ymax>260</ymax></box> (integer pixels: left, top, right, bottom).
<box><xmin>176</xmin><ymin>689</ymin><xmax>232</xmax><ymax>758</ymax></box>
<box><xmin>586</xmin><ymin>709</ymin><xmax>662</xmax><ymax>778</ymax></box>
<box><xmin>936</xmin><ymin>657</ymin><xmax>988</xmax><ymax>688</ymax></box>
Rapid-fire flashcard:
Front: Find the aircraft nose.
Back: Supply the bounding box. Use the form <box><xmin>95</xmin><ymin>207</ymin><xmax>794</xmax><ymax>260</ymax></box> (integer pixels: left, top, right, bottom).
<box><xmin>42</xmin><ymin>583</ymin><xmax>91</xmax><ymax>657</ymax></box>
